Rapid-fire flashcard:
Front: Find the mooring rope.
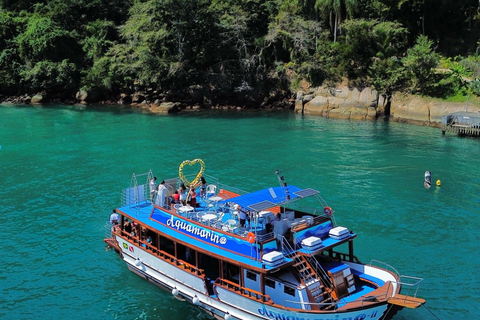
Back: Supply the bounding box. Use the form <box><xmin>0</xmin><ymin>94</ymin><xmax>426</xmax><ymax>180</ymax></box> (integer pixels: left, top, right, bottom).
<box><xmin>423</xmin><ymin>304</ymin><xmax>441</xmax><ymax>320</ymax></box>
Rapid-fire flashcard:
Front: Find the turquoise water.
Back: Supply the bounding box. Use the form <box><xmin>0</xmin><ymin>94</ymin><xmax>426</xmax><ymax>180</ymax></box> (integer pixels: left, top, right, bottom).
<box><xmin>1</xmin><ymin>104</ymin><xmax>478</xmax><ymax>320</ymax></box>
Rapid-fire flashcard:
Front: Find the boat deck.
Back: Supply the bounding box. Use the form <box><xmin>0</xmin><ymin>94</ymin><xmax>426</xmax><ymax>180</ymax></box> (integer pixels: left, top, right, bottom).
<box><xmin>119</xmin><ymin>200</ymin><xmax>287</xmax><ymax>271</ymax></box>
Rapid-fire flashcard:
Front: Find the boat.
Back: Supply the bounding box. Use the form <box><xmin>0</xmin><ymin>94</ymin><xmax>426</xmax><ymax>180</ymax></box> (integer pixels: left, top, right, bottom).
<box><xmin>104</xmin><ymin>159</ymin><xmax>425</xmax><ymax>320</ymax></box>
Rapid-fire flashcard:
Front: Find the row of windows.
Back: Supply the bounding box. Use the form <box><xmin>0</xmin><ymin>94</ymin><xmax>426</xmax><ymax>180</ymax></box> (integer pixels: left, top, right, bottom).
<box><xmin>246</xmin><ymin>271</ymin><xmax>296</xmax><ymax>296</ymax></box>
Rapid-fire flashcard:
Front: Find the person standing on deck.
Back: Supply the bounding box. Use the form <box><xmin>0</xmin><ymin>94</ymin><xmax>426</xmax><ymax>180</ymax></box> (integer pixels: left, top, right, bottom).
<box><xmin>187</xmin><ymin>186</ymin><xmax>197</xmax><ymax>207</ymax></box>
<box><xmin>178</xmin><ymin>183</ymin><xmax>187</xmax><ymax>205</ymax></box>
<box><xmin>199</xmin><ymin>176</ymin><xmax>207</xmax><ymax>198</ymax></box>
<box><xmin>110</xmin><ymin>209</ymin><xmax>119</xmax><ymax>225</ymax></box>
<box><xmin>150</xmin><ymin>177</ymin><xmax>158</xmax><ymax>202</ymax></box>
<box><xmin>156</xmin><ymin>180</ymin><xmax>167</xmax><ymax>207</ymax></box>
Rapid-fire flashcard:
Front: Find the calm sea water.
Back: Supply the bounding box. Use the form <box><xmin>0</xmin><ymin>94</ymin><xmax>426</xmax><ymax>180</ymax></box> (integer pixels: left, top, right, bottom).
<box><xmin>1</xmin><ymin>104</ymin><xmax>478</xmax><ymax>320</ymax></box>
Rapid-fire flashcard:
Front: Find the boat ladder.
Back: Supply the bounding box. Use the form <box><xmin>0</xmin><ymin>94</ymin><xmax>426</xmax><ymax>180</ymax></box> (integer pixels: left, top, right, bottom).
<box><xmin>281</xmin><ymin>238</ymin><xmax>334</xmax><ymax>309</ymax></box>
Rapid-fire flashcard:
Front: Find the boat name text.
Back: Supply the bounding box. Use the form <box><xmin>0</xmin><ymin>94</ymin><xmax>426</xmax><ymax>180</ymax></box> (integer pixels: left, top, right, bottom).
<box><xmin>258</xmin><ymin>305</ymin><xmax>379</xmax><ymax>320</ymax></box>
<box><xmin>167</xmin><ymin>215</ymin><xmax>226</xmax><ymax>245</ymax></box>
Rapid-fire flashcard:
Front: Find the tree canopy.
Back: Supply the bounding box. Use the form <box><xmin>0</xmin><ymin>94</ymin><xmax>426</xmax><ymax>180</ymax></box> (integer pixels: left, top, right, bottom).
<box><xmin>1</xmin><ymin>0</ymin><xmax>479</xmax><ymax>105</ymax></box>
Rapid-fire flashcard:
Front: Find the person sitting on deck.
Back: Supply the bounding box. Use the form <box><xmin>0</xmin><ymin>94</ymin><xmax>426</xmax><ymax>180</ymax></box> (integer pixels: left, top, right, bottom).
<box><xmin>172</xmin><ymin>190</ymin><xmax>180</xmax><ymax>204</ymax></box>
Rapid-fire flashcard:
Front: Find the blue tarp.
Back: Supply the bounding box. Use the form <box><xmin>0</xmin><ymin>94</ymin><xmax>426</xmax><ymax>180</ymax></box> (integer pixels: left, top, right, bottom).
<box><xmin>221</xmin><ymin>185</ymin><xmax>302</xmax><ymax>210</ymax></box>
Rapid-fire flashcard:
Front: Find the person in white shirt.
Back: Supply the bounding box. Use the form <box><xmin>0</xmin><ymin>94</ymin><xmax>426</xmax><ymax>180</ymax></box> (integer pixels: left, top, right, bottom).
<box><xmin>110</xmin><ymin>209</ymin><xmax>119</xmax><ymax>225</ymax></box>
<box><xmin>150</xmin><ymin>177</ymin><xmax>157</xmax><ymax>202</ymax></box>
<box><xmin>156</xmin><ymin>180</ymin><xmax>167</xmax><ymax>207</ymax></box>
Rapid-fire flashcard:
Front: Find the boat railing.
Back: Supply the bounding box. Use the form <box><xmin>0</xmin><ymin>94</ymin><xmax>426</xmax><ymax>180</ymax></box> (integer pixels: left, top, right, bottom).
<box><xmin>214</xmin><ymin>278</ymin><xmax>274</xmax><ymax>304</ymax></box>
<box><xmin>155</xmin><ymin>247</ymin><xmax>205</xmax><ymax>277</ymax></box>
<box><xmin>329</xmin><ymin>250</ymin><xmax>362</xmax><ymax>263</ymax></box>
<box><xmin>202</xmin><ymin>174</ymin><xmax>248</xmax><ymax>196</ymax></box>
<box><xmin>368</xmin><ymin>259</ymin><xmax>424</xmax><ymax>298</ymax></box>
<box><xmin>255</xmin><ymin>232</ymin><xmax>274</xmax><ymax>243</ymax></box>
<box><xmin>283</xmin><ymin>299</ymin><xmax>337</xmax><ymax>310</ymax></box>
<box><xmin>303</xmin><ymin>248</ymin><xmax>333</xmax><ymax>288</ymax></box>
<box><xmin>395</xmin><ymin>275</ymin><xmax>424</xmax><ymax>298</ymax></box>
<box><xmin>368</xmin><ymin>259</ymin><xmax>401</xmax><ymax>278</ymax></box>
<box><xmin>116</xmin><ymin>228</ymin><xmax>205</xmax><ymax>276</ymax></box>
<box><xmin>104</xmin><ymin>221</ymin><xmax>114</xmax><ymax>239</ymax></box>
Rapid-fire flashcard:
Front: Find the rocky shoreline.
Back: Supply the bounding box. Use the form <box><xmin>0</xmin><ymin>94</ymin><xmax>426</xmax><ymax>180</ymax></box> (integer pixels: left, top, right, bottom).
<box><xmin>2</xmin><ymin>85</ymin><xmax>479</xmax><ymax>128</ymax></box>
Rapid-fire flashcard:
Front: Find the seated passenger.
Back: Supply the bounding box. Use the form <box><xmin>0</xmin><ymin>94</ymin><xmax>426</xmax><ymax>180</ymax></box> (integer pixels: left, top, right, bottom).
<box><xmin>173</xmin><ymin>190</ymin><xmax>180</xmax><ymax>204</ymax></box>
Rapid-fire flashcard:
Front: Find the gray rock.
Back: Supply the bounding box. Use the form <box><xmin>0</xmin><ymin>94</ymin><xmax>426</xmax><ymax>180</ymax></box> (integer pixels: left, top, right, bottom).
<box><xmin>76</xmin><ymin>90</ymin><xmax>88</xmax><ymax>101</ymax></box>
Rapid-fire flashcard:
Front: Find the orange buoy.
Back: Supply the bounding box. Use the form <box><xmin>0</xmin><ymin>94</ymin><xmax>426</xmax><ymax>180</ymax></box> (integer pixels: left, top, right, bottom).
<box><xmin>324</xmin><ymin>206</ymin><xmax>333</xmax><ymax>216</ymax></box>
<box><xmin>246</xmin><ymin>232</ymin><xmax>255</xmax><ymax>244</ymax></box>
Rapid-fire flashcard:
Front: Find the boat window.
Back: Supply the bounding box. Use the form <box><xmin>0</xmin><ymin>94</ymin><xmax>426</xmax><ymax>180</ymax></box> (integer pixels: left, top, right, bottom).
<box><xmin>265</xmin><ymin>278</ymin><xmax>275</xmax><ymax>288</ymax></box>
<box><xmin>159</xmin><ymin>236</ymin><xmax>175</xmax><ymax>256</ymax></box>
<box><xmin>284</xmin><ymin>285</ymin><xmax>295</xmax><ymax>296</ymax></box>
<box><xmin>246</xmin><ymin>271</ymin><xmax>257</xmax><ymax>281</ymax></box>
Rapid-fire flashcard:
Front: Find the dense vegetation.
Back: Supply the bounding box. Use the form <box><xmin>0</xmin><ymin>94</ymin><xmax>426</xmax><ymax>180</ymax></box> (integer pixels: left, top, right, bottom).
<box><xmin>1</xmin><ymin>0</ymin><xmax>480</xmax><ymax>106</ymax></box>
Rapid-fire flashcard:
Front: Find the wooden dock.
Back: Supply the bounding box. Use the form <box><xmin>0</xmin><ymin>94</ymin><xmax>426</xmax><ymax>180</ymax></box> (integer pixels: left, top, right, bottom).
<box><xmin>442</xmin><ymin>124</ymin><xmax>480</xmax><ymax>136</ymax></box>
<box><xmin>441</xmin><ymin>111</ymin><xmax>480</xmax><ymax>136</ymax></box>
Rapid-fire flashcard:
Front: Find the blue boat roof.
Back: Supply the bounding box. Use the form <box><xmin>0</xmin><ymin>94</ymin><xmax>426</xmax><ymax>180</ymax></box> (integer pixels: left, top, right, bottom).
<box><xmin>223</xmin><ymin>185</ymin><xmax>303</xmax><ymax>211</ymax></box>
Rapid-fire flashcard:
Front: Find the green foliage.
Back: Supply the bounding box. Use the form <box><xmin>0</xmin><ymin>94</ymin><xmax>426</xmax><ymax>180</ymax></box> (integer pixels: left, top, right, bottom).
<box><xmin>401</xmin><ymin>35</ymin><xmax>439</xmax><ymax>94</ymax></box>
<box><xmin>0</xmin><ymin>0</ymin><xmax>479</xmax><ymax>102</ymax></box>
<box><xmin>15</xmin><ymin>14</ymin><xmax>77</xmax><ymax>63</ymax></box>
<box><xmin>20</xmin><ymin>59</ymin><xmax>78</xmax><ymax>91</ymax></box>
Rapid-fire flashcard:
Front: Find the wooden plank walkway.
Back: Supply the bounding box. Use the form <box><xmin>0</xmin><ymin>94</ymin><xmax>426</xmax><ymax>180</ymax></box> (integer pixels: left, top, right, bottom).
<box><xmin>388</xmin><ymin>294</ymin><xmax>426</xmax><ymax>308</ymax></box>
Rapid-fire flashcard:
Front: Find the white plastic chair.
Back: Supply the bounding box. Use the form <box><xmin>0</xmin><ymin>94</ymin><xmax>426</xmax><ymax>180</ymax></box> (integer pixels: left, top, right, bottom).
<box><xmin>206</xmin><ymin>184</ymin><xmax>217</xmax><ymax>197</ymax></box>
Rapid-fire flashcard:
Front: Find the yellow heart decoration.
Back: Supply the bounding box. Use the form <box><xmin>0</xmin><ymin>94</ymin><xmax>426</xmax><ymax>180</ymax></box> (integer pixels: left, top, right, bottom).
<box><xmin>178</xmin><ymin>159</ymin><xmax>205</xmax><ymax>187</ymax></box>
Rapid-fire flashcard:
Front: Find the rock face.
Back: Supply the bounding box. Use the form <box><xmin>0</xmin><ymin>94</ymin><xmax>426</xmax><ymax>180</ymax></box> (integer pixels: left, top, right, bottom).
<box><xmin>390</xmin><ymin>93</ymin><xmax>480</xmax><ymax>126</ymax></box>
<box><xmin>75</xmin><ymin>90</ymin><xmax>88</xmax><ymax>102</ymax></box>
<box><xmin>295</xmin><ymin>83</ymin><xmax>480</xmax><ymax>126</ymax></box>
<box><xmin>296</xmin><ymin>85</ymin><xmax>382</xmax><ymax>120</ymax></box>
<box><xmin>31</xmin><ymin>94</ymin><xmax>44</xmax><ymax>104</ymax></box>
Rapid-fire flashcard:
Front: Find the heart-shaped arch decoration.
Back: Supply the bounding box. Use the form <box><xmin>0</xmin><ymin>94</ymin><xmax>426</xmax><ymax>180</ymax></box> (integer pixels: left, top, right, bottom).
<box><xmin>178</xmin><ymin>159</ymin><xmax>205</xmax><ymax>187</ymax></box>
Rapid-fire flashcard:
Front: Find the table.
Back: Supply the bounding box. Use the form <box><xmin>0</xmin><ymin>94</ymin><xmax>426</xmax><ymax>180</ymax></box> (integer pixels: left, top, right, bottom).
<box><xmin>202</xmin><ymin>213</ymin><xmax>218</xmax><ymax>225</ymax></box>
<box><xmin>208</xmin><ymin>196</ymin><xmax>223</xmax><ymax>202</ymax></box>
<box><xmin>178</xmin><ymin>205</ymin><xmax>194</xmax><ymax>217</ymax></box>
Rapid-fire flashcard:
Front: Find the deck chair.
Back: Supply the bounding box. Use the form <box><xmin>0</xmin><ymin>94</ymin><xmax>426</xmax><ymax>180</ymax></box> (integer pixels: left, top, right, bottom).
<box><xmin>206</xmin><ymin>184</ymin><xmax>217</xmax><ymax>197</ymax></box>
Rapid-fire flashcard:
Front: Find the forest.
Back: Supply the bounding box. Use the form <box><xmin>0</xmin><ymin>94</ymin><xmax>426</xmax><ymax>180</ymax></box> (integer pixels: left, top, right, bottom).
<box><xmin>1</xmin><ymin>0</ymin><xmax>480</xmax><ymax>107</ymax></box>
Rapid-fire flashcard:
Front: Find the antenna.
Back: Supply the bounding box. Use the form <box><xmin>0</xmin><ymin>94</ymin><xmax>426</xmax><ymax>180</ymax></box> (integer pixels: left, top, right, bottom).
<box><xmin>275</xmin><ymin>169</ymin><xmax>291</xmax><ymax>202</ymax></box>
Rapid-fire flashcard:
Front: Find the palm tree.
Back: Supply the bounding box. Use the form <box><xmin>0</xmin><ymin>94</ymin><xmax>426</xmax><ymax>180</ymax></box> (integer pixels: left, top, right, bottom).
<box><xmin>315</xmin><ymin>0</ymin><xmax>357</xmax><ymax>42</ymax></box>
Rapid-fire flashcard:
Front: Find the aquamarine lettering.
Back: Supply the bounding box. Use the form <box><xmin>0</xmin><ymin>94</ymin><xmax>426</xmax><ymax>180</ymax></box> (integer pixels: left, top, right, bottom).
<box><xmin>166</xmin><ymin>215</ymin><xmax>221</xmax><ymax>244</ymax></box>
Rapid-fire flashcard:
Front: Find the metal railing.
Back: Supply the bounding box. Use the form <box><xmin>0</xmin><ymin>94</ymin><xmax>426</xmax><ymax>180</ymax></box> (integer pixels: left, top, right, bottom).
<box><xmin>369</xmin><ymin>259</ymin><xmax>424</xmax><ymax>298</ymax></box>
<box><xmin>369</xmin><ymin>259</ymin><xmax>400</xmax><ymax>279</ymax></box>
<box><xmin>214</xmin><ymin>278</ymin><xmax>274</xmax><ymax>304</ymax></box>
<box><xmin>303</xmin><ymin>248</ymin><xmax>333</xmax><ymax>288</ymax></box>
<box><xmin>396</xmin><ymin>275</ymin><xmax>424</xmax><ymax>298</ymax></box>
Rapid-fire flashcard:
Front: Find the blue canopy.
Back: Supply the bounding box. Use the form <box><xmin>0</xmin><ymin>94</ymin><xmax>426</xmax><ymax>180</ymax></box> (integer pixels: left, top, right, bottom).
<box><xmin>222</xmin><ymin>185</ymin><xmax>303</xmax><ymax>211</ymax></box>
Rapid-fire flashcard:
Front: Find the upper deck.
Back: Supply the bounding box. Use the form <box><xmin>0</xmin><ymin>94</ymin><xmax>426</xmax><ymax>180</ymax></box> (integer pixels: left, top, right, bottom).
<box><xmin>117</xmin><ymin>176</ymin><xmax>356</xmax><ymax>272</ymax></box>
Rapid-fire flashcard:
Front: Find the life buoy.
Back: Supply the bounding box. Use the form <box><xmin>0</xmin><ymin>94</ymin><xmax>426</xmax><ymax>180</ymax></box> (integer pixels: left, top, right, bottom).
<box><xmin>246</xmin><ymin>232</ymin><xmax>255</xmax><ymax>244</ymax></box>
<box><xmin>324</xmin><ymin>206</ymin><xmax>333</xmax><ymax>216</ymax></box>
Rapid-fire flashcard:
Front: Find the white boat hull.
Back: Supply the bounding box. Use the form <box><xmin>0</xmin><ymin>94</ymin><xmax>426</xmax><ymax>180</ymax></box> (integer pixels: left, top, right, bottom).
<box><xmin>119</xmin><ymin>236</ymin><xmax>393</xmax><ymax>320</ymax></box>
